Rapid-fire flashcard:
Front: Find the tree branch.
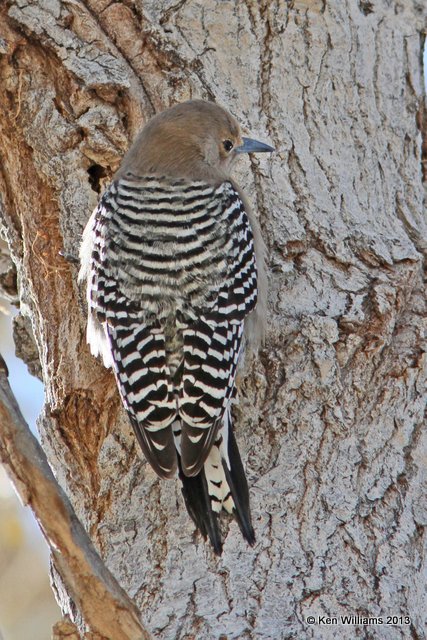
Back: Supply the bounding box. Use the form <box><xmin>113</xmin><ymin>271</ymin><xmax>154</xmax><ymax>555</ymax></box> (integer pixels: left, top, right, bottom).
<box><xmin>0</xmin><ymin>354</ymin><xmax>151</xmax><ymax>640</ymax></box>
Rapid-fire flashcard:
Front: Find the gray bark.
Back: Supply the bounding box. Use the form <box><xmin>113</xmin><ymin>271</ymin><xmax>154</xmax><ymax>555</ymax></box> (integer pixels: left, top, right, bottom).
<box><xmin>0</xmin><ymin>1</ymin><xmax>426</xmax><ymax>639</ymax></box>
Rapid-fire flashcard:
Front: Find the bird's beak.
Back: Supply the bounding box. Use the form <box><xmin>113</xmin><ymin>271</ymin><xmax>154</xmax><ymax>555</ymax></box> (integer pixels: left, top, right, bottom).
<box><xmin>235</xmin><ymin>137</ymin><xmax>275</xmax><ymax>154</ymax></box>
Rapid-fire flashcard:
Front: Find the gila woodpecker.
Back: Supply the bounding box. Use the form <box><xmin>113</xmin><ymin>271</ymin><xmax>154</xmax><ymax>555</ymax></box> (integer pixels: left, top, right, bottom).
<box><xmin>79</xmin><ymin>100</ymin><xmax>273</xmax><ymax>554</ymax></box>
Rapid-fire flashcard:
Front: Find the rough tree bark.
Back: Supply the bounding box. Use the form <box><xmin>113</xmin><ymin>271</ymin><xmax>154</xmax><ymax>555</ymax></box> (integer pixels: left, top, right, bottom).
<box><xmin>0</xmin><ymin>1</ymin><xmax>426</xmax><ymax>639</ymax></box>
<box><xmin>0</xmin><ymin>354</ymin><xmax>149</xmax><ymax>640</ymax></box>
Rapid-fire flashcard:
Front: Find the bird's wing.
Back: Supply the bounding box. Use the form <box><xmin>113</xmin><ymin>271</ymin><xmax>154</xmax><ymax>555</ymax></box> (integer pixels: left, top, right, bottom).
<box><xmin>84</xmin><ymin>189</ymin><xmax>178</xmax><ymax>478</ymax></box>
<box><xmin>107</xmin><ymin>319</ymin><xmax>178</xmax><ymax>478</ymax></box>
<box><xmin>179</xmin><ymin>184</ymin><xmax>258</xmax><ymax>476</ymax></box>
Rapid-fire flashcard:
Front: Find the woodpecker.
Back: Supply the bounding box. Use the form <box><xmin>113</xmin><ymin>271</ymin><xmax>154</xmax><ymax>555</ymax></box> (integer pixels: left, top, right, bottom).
<box><xmin>79</xmin><ymin>100</ymin><xmax>273</xmax><ymax>554</ymax></box>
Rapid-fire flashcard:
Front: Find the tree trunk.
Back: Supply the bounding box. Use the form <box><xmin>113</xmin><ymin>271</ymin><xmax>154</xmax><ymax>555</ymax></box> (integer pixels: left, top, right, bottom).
<box><xmin>0</xmin><ymin>1</ymin><xmax>426</xmax><ymax>638</ymax></box>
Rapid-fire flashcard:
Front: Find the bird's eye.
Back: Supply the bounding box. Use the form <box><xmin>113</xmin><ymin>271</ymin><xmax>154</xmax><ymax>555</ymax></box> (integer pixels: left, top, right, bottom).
<box><xmin>223</xmin><ymin>139</ymin><xmax>234</xmax><ymax>152</ymax></box>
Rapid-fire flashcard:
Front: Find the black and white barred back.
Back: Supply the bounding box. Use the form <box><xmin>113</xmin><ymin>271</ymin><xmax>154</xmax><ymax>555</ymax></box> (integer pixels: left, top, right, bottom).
<box><xmin>79</xmin><ymin>173</ymin><xmax>257</xmax><ymax>553</ymax></box>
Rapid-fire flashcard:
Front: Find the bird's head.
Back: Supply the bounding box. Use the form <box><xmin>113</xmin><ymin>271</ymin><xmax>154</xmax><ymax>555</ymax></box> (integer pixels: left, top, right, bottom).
<box><xmin>119</xmin><ymin>100</ymin><xmax>274</xmax><ymax>183</ymax></box>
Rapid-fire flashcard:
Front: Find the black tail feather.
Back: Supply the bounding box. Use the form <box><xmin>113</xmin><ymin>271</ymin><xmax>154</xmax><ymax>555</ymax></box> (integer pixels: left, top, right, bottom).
<box><xmin>178</xmin><ymin>455</ymin><xmax>223</xmax><ymax>555</ymax></box>
<box><xmin>222</xmin><ymin>428</ymin><xmax>255</xmax><ymax>546</ymax></box>
<box><xmin>178</xmin><ymin>425</ymin><xmax>255</xmax><ymax>553</ymax></box>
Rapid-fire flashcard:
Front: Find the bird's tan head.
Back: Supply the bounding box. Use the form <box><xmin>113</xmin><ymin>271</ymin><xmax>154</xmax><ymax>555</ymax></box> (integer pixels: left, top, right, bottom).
<box><xmin>119</xmin><ymin>100</ymin><xmax>273</xmax><ymax>183</ymax></box>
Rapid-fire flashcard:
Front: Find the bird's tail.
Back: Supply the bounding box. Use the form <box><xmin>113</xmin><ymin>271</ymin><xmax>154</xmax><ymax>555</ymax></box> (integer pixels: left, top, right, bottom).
<box><xmin>177</xmin><ymin>409</ymin><xmax>255</xmax><ymax>554</ymax></box>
